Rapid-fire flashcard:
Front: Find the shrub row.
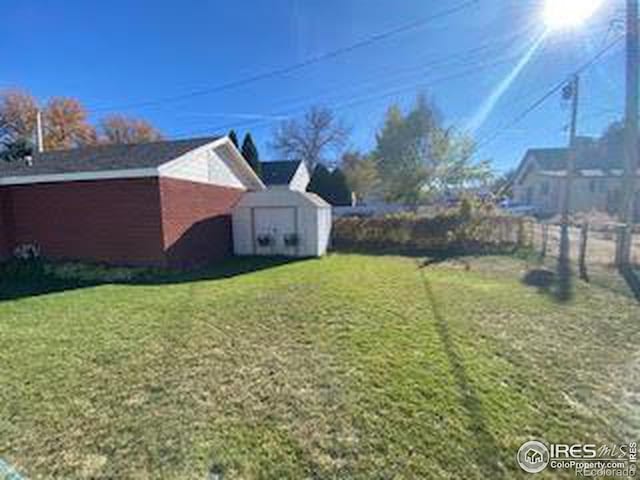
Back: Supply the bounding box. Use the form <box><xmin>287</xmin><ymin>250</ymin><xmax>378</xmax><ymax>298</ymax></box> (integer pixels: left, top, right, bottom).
<box><xmin>331</xmin><ymin>212</ymin><xmax>533</xmax><ymax>254</ymax></box>
<box><xmin>0</xmin><ymin>258</ymin><xmax>151</xmax><ymax>283</ymax></box>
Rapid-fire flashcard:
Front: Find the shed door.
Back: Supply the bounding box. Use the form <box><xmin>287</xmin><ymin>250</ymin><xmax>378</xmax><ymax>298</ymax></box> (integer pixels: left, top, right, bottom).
<box><xmin>253</xmin><ymin>207</ymin><xmax>297</xmax><ymax>255</ymax></box>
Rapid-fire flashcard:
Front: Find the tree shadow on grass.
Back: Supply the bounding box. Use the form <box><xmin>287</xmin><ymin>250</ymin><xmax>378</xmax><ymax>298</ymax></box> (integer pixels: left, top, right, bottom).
<box><xmin>0</xmin><ymin>256</ymin><xmax>303</xmax><ymax>303</ymax></box>
<box><xmin>522</xmin><ymin>225</ymin><xmax>574</xmax><ymax>303</ymax></box>
<box><xmin>619</xmin><ymin>265</ymin><xmax>640</xmax><ymax>302</ymax></box>
<box><xmin>417</xmin><ymin>267</ymin><xmax>505</xmax><ymax>478</ymax></box>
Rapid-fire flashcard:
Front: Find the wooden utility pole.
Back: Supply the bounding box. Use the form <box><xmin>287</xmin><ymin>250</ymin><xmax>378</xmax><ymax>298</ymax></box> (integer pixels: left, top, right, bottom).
<box><xmin>561</xmin><ymin>74</ymin><xmax>580</xmax><ymax>227</ymax></box>
<box><xmin>36</xmin><ymin>110</ymin><xmax>44</xmax><ymax>153</ymax></box>
<box><xmin>619</xmin><ymin>0</ymin><xmax>639</xmax><ymax>266</ymax></box>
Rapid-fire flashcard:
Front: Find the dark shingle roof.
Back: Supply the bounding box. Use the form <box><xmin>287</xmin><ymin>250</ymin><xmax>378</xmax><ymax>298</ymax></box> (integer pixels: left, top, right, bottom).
<box><xmin>525</xmin><ymin>148</ymin><xmax>568</xmax><ymax>170</ymax></box>
<box><xmin>260</xmin><ymin>160</ymin><xmax>302</xmax><ymax>186</ymax></box>
<box><xmin>526</xmin><ymin>145</ymin><xmax>625</xmax><ymax>171</ymax></box>
<box><xmin>0</xmin><ymin>136</ymin><xmax>220</xmax><ymax>178</ymax></box>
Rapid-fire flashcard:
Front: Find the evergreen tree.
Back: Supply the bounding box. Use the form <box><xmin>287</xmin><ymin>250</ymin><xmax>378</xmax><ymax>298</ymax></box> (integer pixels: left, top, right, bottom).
<box><xmin>308</xmin><ymin>164</ymin><xmax>352</xmax><ymax>206</ymax></box>
<box><xmin>228</xmin><ymin>130</ymin><xmax>239</xmax><ymax>148</ymax></box>
<box><xmin>329</xmin><ymin>168</ymin><xmax>353</xmax><ymax>206</ymax></box>
<box><xmin>241</xmin><ymin>133</ymin><xmax>262</xmax><ymax>176</ymax></box>
<box><xmin>0</xmin><ymin>137</ymin><xmax>33</xmax><ymax>163</ymax></box>
<box><xmin>308</xmin><ymin>164</ymin><xmax>333</xmax><ymax>202</ymax></box>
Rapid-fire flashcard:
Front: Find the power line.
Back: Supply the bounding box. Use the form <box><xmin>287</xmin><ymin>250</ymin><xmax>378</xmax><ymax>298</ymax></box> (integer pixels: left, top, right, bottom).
<box><xmin>171</xmin><ymin>28</ymin><xmax>623</xmax><ymax>152</ymax></box>
<box><xmin>473</xmin><ymin>34</ymin><xmax>624</xmax><ymax>153</ymax></box>
<box><xmin>169</xmin><ymin>47</ymin><xmax>529</xmax><ymax>139</ymax></box>
<box><xmin>167</xmin><ymin>28</ymin><xmax>541</xmax><ymax>137</ymax></box>
<box><xmin>87</xmin><ymin>0</ymin><xmax>480</xmax><ymax>113</ymax></box>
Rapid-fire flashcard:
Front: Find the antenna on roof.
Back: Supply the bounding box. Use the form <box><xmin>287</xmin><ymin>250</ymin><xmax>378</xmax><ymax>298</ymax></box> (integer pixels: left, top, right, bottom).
<box><xmin>36</xmin><ymin>110</ymin><xmax>44</xmax><ymax>153</ymax></box>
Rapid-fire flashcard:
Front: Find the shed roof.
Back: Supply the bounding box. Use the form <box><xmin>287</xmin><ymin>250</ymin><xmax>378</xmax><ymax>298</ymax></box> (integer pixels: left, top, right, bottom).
<box><xmin>260</xmin><ymin>160</ymin><xmax>302</xmax><ymax>186</ymax></box>
<box><xmin>235</xmin><ymin>189</ymin><xmax>330</xmax><ymax>209</ymax></box>
<box><xmin>0</xmin><ymin>136</ymin><xmax>220</xmax><ymax>178</ymax></box>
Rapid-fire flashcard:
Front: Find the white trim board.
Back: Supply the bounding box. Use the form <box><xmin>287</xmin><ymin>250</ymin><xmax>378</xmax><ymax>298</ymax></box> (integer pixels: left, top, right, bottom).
<box><xmin>0</xmin><ymin>168</ymin><xmax>158</xmax><ymax>186</ymax></box>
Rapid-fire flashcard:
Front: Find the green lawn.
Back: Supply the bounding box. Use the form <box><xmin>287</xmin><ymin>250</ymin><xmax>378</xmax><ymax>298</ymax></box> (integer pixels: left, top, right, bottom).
<box><xmin>0</xmin><ymin>254</ymin><xmax>638</xmax><ymax>479</ymax></box>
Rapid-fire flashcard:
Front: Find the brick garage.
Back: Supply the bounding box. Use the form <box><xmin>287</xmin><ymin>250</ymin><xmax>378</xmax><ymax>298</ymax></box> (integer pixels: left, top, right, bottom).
<box><xmin>2</xmin><ymin>178</ymin><xmax>165</xmax><ymax>267</ymax></box>
<box><xmin>160</xmin><ymin>178</ymin><xmax>244</xmax><ymax>269</ymax></box>
<box><xmin>0</xmin><ymin>177</ymin><xmax>245</xmax><ymax>268</ymax></box>
<box><xmin>0</xmin><ymin>137</ymin><xmax>265</xmax><ymax>269</ymax></box>
<box><xmin>0</xmin><ymin>189</ymin><xmax>13</xmax><ymax>261</ymax></box>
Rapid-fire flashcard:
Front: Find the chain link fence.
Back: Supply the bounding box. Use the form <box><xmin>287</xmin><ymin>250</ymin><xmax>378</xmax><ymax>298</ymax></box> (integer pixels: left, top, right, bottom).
<box><xmin>531</xmin><ymin>222</ymin><xmax>640</xmax><ymax>267</ymax></box>
<box><xmin>530</xmin><ymin>221</ymin><xmax>640</xmax><ymax>300</ymax></box>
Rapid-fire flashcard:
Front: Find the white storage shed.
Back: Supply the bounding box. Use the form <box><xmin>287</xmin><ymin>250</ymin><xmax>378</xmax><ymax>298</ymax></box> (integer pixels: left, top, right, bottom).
<box><xmin>232</xmin><ymin>189</ymin><xmax>331</xmax><ymax>257</ymax></box>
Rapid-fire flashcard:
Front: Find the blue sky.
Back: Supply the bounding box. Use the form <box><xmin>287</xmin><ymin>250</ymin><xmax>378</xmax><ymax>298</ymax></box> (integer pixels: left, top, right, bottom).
<box><xmin>1</xmin><ymin>0</ymin><xmax>627</xmax><ymax>173</ymax></box>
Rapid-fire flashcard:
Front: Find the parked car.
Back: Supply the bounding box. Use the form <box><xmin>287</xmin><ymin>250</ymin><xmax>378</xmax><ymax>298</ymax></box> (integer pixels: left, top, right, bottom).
<box><xmin>500</xmin><ymin>200</ymin><xmax>540</xmax><ymax>217</ymax></box>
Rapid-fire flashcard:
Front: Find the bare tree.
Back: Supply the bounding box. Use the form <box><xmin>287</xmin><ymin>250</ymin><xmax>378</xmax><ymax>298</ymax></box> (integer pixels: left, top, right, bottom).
<box><xmin>0</xmin><ymin>89</ymin><xmax>38</xmax><ymax>142</ymax></box>
<box><xmin>101</xmin><ymin>115</ymin><xmax>164</xmax><ymax>144</ymax></box>
<box><xmin>270</xmin><ymin>106</ymin><xmax>349</xmax><ymax>169</ymax></box>
<box><xmin>44</xmin><ymin>97</ymin><xmax>97</xmax><ymax>150</ymax></box>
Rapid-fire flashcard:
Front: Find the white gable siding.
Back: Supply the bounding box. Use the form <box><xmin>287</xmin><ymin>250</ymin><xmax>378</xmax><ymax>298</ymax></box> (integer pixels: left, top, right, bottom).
<box><xmin>160</xmin><ymin>146</ymin><xmax>245</xmax><ymax>189</ymax></box>
<box><xmin>208</xmin><ymin>149</ymin><xmax>245</xmax><ymax>189</ymax></box>
<box><xmin>289</xmin><ymin>163</ymin><xmax>311</xmax><ymax>191</ymax></box>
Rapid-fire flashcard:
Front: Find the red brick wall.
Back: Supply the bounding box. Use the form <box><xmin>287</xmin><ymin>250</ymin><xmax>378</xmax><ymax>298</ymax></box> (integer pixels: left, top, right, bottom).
<box><xmin>0</xmin><ymin>188</ymin><xmax>13</xmax><ymax>260</ymax></box>
<box><xmin>159</xmin><ymin>177</ymin><xmax>244</xmax><ymax>269</ymax></box>
<box><xmin>6</xmin><ymin>178</ymin><xmax>166</xmax><ymax>267</ymax></box>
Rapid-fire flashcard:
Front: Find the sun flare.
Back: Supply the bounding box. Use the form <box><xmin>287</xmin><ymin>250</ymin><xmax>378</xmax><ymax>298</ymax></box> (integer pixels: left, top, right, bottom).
<box><xmin>544</xmin><ymin>0</ymin><xmax>603</xmax><ymax>29</ymax></box>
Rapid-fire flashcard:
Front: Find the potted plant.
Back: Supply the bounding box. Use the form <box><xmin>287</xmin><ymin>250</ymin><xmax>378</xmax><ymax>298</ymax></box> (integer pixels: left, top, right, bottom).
<box><xmin>284</xmin><ymin>233</ymin><xmax>299</xmax><ymax>247</ymax></box>
<box><xmin>256</xmin><ymin>234</ymin><xmax>273</xmax><ymax>247</ymax></box>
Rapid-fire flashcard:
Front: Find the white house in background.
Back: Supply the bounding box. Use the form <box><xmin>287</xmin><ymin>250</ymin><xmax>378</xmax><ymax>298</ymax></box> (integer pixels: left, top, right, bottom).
<box><xmin>260</xmin><ymin>160</ymin><xmax>310</xmax><ymax>191</ymax></box>
<box><xmin>511</xmin><ymin>146</ymin><xmax>640</xmax><ymax>219</ymax></box>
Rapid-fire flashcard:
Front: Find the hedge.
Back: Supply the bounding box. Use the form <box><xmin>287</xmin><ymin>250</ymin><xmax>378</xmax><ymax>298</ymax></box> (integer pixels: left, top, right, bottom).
<box><xmin>331</xmin><ymin>213</ymin><xmax>533</xmax><ymax>254</ymax></box>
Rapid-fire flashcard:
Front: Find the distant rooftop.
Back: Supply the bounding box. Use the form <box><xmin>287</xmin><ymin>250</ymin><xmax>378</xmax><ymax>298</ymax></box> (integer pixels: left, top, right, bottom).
<box><xmin>525</xmin><ymin>141</ymin><xmax>626</xmax><ymax>171</ymax></box>
<box><xmin>260</xmin><ymin>160</ymin><xmax>303</xmax><ymax>186</ymax></box>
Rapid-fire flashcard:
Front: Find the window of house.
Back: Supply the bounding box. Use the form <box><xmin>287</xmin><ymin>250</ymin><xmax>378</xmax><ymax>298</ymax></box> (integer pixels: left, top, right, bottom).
<box><xmin>589</xmin><ymin>180</ymin><xmax>597</xmax><ymax>193</ymax></box>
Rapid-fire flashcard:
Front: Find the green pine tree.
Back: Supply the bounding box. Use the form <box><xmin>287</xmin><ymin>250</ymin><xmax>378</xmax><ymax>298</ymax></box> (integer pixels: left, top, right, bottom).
<box><xmin>308</xmin><ymin>164</ymin><xmax>333</xmax><ymax>202</ymax></box>
<box><xmin>228</xmin><ymin>130</ymin><xmax>239</xmax><ymax>148</ymax></box>
<box><xmin>330</xmin><ymin>168</ymin><xmax>353</xmax><ymax>206</ymax></box>
<box><xmin>0</xmin><ymin>137</ymin><xmax>33</xmax><ymax>163</ymax></box>
<box><xmin>241</xmin><ymin>133</ymin><xmax>261</xmax><ymax>176</ymax></box>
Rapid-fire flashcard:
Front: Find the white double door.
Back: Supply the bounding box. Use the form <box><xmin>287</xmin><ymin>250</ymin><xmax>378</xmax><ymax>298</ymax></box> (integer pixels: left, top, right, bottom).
<box><xmin>253</xmin><ymin>207</ymin><xmax>297</xmax><ymax>255</ymax></box>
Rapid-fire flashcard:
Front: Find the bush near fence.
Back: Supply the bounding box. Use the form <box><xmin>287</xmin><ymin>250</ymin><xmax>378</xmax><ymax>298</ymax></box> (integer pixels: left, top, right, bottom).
<box><xmin>332</xmin><ymin>211</ymin><xmax>533</xmax><ymax>254</ymax></box>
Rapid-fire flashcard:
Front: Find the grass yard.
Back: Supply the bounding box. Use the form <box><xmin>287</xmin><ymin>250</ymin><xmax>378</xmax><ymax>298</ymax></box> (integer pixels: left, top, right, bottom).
<box><xmin>0</xmin><ymin>254</ymin><xmax>638</xmax><ymax>479</ymax></box>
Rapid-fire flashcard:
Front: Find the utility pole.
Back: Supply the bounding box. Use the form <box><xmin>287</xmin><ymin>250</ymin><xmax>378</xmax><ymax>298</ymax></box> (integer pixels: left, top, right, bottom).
<box><xmin>36</xmin><ymin>109</ymin><xmax>44</xmax><ymax>153</ymax></box>
<box><xmin>561</xmin><ymin>74</ymin><xmax>580</xmax><ymax>227</ymax></box>
<box><xmin>619</xmin><ymin>0</ymin><xmax>639</xmax><ymax>266</ymax></box>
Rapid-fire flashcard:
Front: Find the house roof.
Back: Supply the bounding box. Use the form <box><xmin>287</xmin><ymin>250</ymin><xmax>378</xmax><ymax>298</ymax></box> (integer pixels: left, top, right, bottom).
<box><xmin>0</xmin><ymin>136</ymin><xmax>220</xmax><ymax>178</ymax></box>
<box><xmin>525</xmin><ymin>148</ymin><xmax>568</xmax><ymax>170</ymax></box>
<box><xmin>260</xmin><ymin>160</ymin><xmax>302</xmax><ymax>186</ymax></box>
<box><xmin>539</xmin><ymin>168</ymin><xmax>640</xmax><ymax>178</ymax></box>
<box><xmin>513</xmin><ymin>143</ymin><xmax>631</xmax><ymax>187</ymax></box>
